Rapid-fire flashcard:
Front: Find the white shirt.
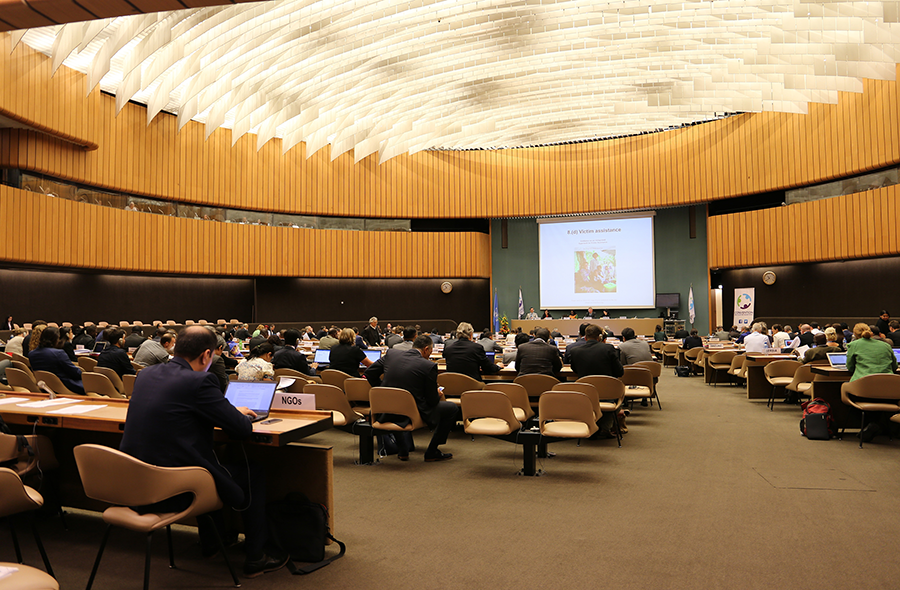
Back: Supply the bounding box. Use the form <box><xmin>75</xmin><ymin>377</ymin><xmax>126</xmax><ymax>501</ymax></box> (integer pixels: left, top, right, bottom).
<box><xmin>772</xmin><ymin>332</ymin><xmax>790</xmax><ymax>349</ymax></box>
<box><xmin>743</xmin><ymin>331</ymin><xmax>770</xmax><ymax>353</ymax></box>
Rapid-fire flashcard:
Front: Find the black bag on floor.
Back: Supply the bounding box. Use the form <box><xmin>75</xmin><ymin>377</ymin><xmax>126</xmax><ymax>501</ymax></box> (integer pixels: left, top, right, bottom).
<box><xmin>674</xmin><ymin>365</ymin><xmax>692</xmax><ymax>377</ymax></box>
<box><xmin>376</xmin><ymin>431</ymin><xmax>415</xmax><ymax>456</ymax></box>
<box><xmin>267</xmin><ymin>493</ymin><xmax>346</xmax><ymax>574</ymax></box>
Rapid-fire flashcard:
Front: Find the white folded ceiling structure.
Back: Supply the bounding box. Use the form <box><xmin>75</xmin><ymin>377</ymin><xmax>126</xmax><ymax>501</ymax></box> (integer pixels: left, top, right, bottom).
<box><xmin>13</xmin><ymin>0</ymin><xmax>900</xmax><ymax>163</ymax></box>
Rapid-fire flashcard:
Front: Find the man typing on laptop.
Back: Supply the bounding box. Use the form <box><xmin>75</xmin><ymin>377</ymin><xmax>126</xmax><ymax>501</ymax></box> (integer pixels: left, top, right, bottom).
<box><xmin>120</xmin><ymin>326</ymin><xmax>289</xmax><ymax>578</ymax></box>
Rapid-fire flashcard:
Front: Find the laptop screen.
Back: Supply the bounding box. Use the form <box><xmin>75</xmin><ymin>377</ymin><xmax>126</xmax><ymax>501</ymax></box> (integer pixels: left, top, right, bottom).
<box><xmin>224</xmin><ymin>381</ymin><xmax>278</xmax><ymax>414</ymax></box>
<box><xmin>894</xmin><ymin>349</ymin><xmax>900</xmax><ymax>363</ymax></box>
<box><xmin>92</xmin><ymin>341</ymin><xmax>108</xmax><ymax>353</ymax></box>
<box><xmin>363</xmin><ymin>349</ymin><xmax>382</xmax><ymax>364</ymax></box>
<box><xmin>485</xmin><ymin>351</ymin><xmax>495</xmax><ymax>362</ymax></box>
<box><xmin>314</xmin><ymin>349</ymin><xmax>331</xmax><ymax>363</ymax></box>
<box><xmin>827</xmin><ymin>353</ymin><xmax>848</xmax><ymax>367</ymax></box>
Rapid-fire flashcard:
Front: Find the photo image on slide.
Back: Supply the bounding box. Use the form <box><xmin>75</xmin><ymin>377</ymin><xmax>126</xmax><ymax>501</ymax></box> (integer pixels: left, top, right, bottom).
<box><xmin>575</xmin><ymin>249</ymin><xmax>616</xmax><ymax>293</ymax></box>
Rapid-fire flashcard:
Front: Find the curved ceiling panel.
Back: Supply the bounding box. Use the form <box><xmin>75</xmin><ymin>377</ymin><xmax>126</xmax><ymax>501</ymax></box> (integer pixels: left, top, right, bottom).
<box><xmin>15</xmin><ymin>0</ymin><xmax>900</xmax><ymax>163</ymax></box>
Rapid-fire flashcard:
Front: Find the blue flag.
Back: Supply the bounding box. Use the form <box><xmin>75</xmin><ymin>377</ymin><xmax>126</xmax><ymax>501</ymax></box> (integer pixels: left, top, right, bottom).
<box><xmin>493</xmin><ymin>290</ymin><xmax>500</xmax><ymax>333</ymax></box>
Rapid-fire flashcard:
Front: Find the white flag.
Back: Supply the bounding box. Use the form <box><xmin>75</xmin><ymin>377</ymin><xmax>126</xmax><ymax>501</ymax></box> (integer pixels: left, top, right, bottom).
<box><xmin>517</xmin><ymin>288</ymin><xmax>525</xmax><ymax>320</ymax></box>
<box><xmin>688</xmin><ymin>286</ymin><xmax>696</xmax><ymax>324</ymax></box>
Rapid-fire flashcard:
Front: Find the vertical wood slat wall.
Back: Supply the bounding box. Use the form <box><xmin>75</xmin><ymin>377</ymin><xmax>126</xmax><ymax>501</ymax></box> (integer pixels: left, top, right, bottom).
<box><xmin>4</xmin><ymin>34</ymin><xmax>900</xmax><ymax>220</ymax></box>
<box><xmin>0</xmin><ymin>185</ymin><xmax>491</xmax><ymax>277</ymax></box>
<box><xmin>707</xmin><ymin>185</ymin><xmax>900</xmax><ymax>270</ymax></box>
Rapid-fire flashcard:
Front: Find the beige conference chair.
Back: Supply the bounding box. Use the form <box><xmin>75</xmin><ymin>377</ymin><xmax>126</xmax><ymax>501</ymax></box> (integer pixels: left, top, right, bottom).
<box><xmin>482</xmin><ymin>382</ymin><xmax>534</xmax><ymax>423</ymax></box>
<box><xmin>460</xmin><ymin>389</ymin><xmax>545</xmax><ymax>475</ymax></box>
<box><xmin>0</xmin><ymin>467</ymin><xmax>54</xmax><ymax>577</ymax></box>
<box><xmin>0</xmin><ymin>562</ymin><xmax>57</xmax><ymax>589</ymax></box>
<box><xmin>707</xmin><ymin>350</ymin><xmax>737</xmax><ymax>387</ymax></box>
<box><xmin>303</xmin><ymin>383</ymin><xmax>366</xmax><ymax>427</ymax></box>
<box><xmin>538</xmin><ymin>391</ymin><xmax>599</xmax><ymax>440</ymax></box>
<box><xmin>841</xmin><ymin>374</ymin><xmax>900</xmax><ymax>448</ymax></box>
<box><xmin>93</xmin><ymin>367</ymin><xmax>125</xmax><ymax>396</ymax></box>
<box><xmin>319</xmin><ymin>368</ymin><xmax>354</xmax><ymax>391</ymax></box>
<box><xmin>77</xmin><ymin>356</ymin><xmax>98</xmax><ymax>372</ymax></box>
<box><xmin>73</xmin><ymin>444</ymin><xmax>240</xmax><ymax>590</ymax></box>
<box><xmin>369</xmin><ymin>387</ymin><xmax>428</xmax><ymax>460</ymax></box>
<box><xmin>514</xmin><ymin>373</ymin><xmax>560</xmax><ymax>411</ymax></box>
<box><xmin>786</xmin><ymin>364</ymin><xmax>815</xmax><ymax>402</ymax></box>
<box><xmin>344</xmin><ymin>377</ymin><xmax>372</xmax><ymax>419</ymax></box>
<box><xmin>764</xmin><ymin>360</ymin><xmax>801</xmax><ymax>410</ymax></box>
<box><xmin>122</xmin><ymin>374</ymin><xmax>137</xmax><ymax>397</ymax></box>
<box><xmin>81</xmin><ymin>372</ymin><xmax>125</xmax><ymax>399</ymax></box>
<box><xmin>5</xmin><ymin>368</ymin><xmax>41</xmax><ymax>394</ymax></box>
<box><xmin>437</xmin><ymin>372</ymin><xmax>484</xmax><ymax>407</ymax></box>
<box><xmin>633</xmin><ymin>360</ymin><xmax>663</xmax><ymax>405</ymax></box>
<box><xmin>576</xmin><ymin>374</ymin><xmax>626</xmax><ymax>445</ymax></box>
<box><xmin>32</xmin><ymin>371</ymin><xmax>82</xmax><ymax>397</ymax></box>
<box><xmin>621</xmin><ymin>366</ymin><xmax>657</xmax><ymax>410</ymax></box>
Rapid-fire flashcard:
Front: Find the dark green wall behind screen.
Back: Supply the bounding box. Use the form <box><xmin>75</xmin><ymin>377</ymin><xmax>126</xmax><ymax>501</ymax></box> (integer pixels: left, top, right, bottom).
<box><xmin>491</xmin><ymin>207</ymin><xmax>709</xmax><ymax>332</ymax></box>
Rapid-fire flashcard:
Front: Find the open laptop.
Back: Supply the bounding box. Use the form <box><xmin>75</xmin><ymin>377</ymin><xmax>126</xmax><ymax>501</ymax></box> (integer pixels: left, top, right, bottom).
<box><xmin>894</xmin><ymin>349</ymin><xmax>900</xmax><ymax>363</ymax></box>
<box><xmin>314</xmin><ymin>349</ymin><xmax>331</xmax><ymax>366</ymax></box>
<box><xmin>827</xmin><ymin>352</ymin><xmax>848</xmax><ymax>369</ymax></box>
<box><xmin>485</xmin><ymin>351</ymin><xmax>495</xmax><ymax>362</ymax></box>
<box><xmin>362</xmin><ymin>349</ymin><xmax>382</xmax><ymax>365</ymax></box>
<box><xmin>91</xmin><ymin>340</ymin><xmax>108</xmax><ymax>353</ymax></box>
<box><xmin>224</xmin><ymin>380</ymin><xmax>279</xmax><ymax>422</ymax></box>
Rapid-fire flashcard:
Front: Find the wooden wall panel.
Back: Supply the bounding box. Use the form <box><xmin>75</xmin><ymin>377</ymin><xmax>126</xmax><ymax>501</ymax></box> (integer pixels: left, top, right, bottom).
<box><xmin>5</xmin><ymin>35</ymin><xmax>900</xmax><ymax>220</ymax></box>
<box><xmin>0</xmin><ymin>185</ymin><xmax>491</xmax><ymax>278</ymax></box>
<box><xmin>708</xmin><ymin>186</ymin><xmax>900</xmax><ymax>270</ymax></box>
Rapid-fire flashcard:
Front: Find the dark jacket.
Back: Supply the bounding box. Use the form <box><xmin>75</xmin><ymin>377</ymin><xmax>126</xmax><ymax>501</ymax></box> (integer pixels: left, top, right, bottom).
<box><xmin>272</xmin><ymin>346</ymin><xmax>316</xmax><ymax>376</ymax></box>
<box><xmin>568</xmin><ymin>339</ymin><xmax>624</xmax><ymax>379</ymax></box>
<box><xmin>364</xmin><ymin>348</ymin><xmax>441</xmax><ymax>427</ymax></box>
<box><xmin>328</xmin><ymin>343</ymin><xmax>367</xmax><ymax>376</ymax></box>
<box><xmin>27</xmin><ymin>346</ymin><xmax>85</xmax><ymax>394</ymax></box>
<box><xmin>97</xmin><ymin>345</ymin><xmax>136</xmax><ymax>378</ymax></box>
<box><xmin>209</xmin><ymin>354</ymin><xmax>229</xmax><ymax>393</ymax></box>
<box><xmin>120</xmin><ymin>357</ymin><xmax>252</xmax><ymax>506</ymax></box>
<box><xmin>362</xmin><ymin>325</ymin><xmax>382</xmax><ymax>347</ymax></box>
<box><xmin>442</xmin><ymin>338</ymin><xmax>500</xmax><ymax>381</ymax></box>
<box><xmin>683</xmin><ymin>336</ymin><xmax>703</xmax><ymax>349</ymax></box>
<box><xmin>515</xmin><ymin>339</ymin><xmax>563</xmax><ymax>380</ymax></box>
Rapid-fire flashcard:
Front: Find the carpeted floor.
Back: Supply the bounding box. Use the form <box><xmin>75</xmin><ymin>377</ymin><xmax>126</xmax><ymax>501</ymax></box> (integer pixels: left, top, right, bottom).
<box><xmin>8</xmin><ymin>370</ymin><xmax>900</xmax><ymax>589</ymax></box>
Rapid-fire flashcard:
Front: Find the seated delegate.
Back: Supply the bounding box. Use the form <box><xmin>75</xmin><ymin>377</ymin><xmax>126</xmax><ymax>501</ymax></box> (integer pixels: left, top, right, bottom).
<box><xmin>846</xmin><ymin>322</ymin><xmax>899</xmax><ymax>442</ymax></box>
<box><xmin>27</xmin><ymin>326</ymin><xmax>85</xmax><ymax>394</ymax></box>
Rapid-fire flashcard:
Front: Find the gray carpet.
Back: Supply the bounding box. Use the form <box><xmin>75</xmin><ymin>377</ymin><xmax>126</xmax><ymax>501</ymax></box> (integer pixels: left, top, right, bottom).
<box><xmin>8</xmin><ymin>370</ymin><xmax>900</xmax><ymax>589</ymax></box>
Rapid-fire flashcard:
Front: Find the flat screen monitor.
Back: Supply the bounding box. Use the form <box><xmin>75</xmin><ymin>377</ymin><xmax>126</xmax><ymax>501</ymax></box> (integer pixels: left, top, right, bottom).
<box><xmin>656</xmin><ymin>293</ymin><xmax>680</xmax><ymax>308</ymax></box>
<box><xmin>314</xmin><ymin>349</ymin><xmax>331</xmax><ymax>364</ymax></box>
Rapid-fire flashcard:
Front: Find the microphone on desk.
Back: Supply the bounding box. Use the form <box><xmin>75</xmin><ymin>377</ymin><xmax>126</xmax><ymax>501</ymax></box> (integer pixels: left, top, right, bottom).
<box><xmin>37</xmin><ymin>381</ymin><xmax>56</xmax><ymax>399</ymax></box>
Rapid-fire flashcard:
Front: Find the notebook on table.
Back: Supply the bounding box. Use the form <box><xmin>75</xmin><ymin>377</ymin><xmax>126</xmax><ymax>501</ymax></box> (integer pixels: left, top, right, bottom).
<box><xmin>224</xmin><ymin>380</ymin><xmax>279</xmax><ymax>422</ymax></box>
<box><xmin>827</xmin><ymin>352</ymin><xmax>848</xmax><ymax>369</ymax></box>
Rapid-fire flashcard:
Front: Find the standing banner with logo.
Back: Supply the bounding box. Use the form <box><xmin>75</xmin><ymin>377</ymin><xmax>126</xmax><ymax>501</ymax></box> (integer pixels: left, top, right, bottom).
<box><xmin>733</xmin><ymin>288</ymin><xmax>755</xmax><ymax>328</ymax></box>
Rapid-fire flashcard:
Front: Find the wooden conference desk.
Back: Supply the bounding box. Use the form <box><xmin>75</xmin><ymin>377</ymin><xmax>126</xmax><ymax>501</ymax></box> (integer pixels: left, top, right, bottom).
<box><xmin>511</xmin><ymin>318</ymin><xmax>661</xmax><ymax>337</ymax></box>
<box><xmin>0</xmin><ymin>393</ymin><xmax>337</xmax><ymax>529</ymax></box>
<box><xmin>808</xmin><ymin>365</ymin><xmax>861</xmax><ymax>431</ymax></box>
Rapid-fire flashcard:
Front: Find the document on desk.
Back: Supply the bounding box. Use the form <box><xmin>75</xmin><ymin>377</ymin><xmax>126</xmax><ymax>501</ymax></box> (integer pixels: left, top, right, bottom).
<box><xmin>46</xmin><ymin>404</ymin><xmax>108</xmax><ymax>415</ymax></box>
<box><xmin>0</xmin><ymin>397</ymin><xmax>31</xmax><ymax>406</ymax></box>
<box><xmin>17</xmin><ymin>398</ymin><xmax>84</xmax><ymax>408</ymax></box>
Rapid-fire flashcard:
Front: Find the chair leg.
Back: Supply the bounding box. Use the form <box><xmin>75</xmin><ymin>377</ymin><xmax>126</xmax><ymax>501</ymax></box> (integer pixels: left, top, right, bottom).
<box><xmin>144</xmin><ymin>532</ymin><xmax>153</xmax><ymax>590</ymax></box>
<box><xmin>8</xmin><ymin>517</ymin><xmax>22</xmax><ymax>564</ymax></box>
<box><xmin>612</xmin><ymin>414</ymin><xmax>622</xmax><ymax>448</ymax></box>
<box><xmin>85</xmin><ymin>524</ymin><xmax>112</xmax><ymax>590</ymax></box>
<box><xmin>655</xmin><ymin>392</ymin><xmax>662</xmax><ymax>410</ymax></box>
<box><xmin>859</xmin><ymin>411</ymin><xmax>865</xmax><ymax>449</ymax></box>
<box><xmin>200</xmin><ymin>514</ymin><xmax>241</xmax><ymax>587</ymax></box>
<box><xmin>31</xmin><ymin>516</ymin><xmax>54</xmax><ymax>578</ymax></box>
<box><xmin>166</xmin><ymin>525</ymin><xmax>175</xmax><ymax>569</ymax></box>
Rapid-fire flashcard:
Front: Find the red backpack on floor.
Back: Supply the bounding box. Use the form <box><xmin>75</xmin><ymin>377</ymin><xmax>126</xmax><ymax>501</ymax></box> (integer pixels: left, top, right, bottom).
<box><xmin>799</xmin><ymin>398</ymin><xmax>834</xmax><ymax>440</ymax></box>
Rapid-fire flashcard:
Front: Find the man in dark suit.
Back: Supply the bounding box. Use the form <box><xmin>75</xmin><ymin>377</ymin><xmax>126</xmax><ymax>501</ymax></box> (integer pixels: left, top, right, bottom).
<box><xmin>124</xmin><ymin>326</ymin><xmax>146</xmax><ymax>350</ymax></box>
<box><xmin>569</xmin><ymin>324</ymin><xmax>624</xmax><ymax>379</ymax></box>
<box><xmin>442</xmin><ymin>322</ymin><xmax>501</xmax><ymax>381</ymax></box>
<box><xmin>96</xmin><ymin>328</ymin><xmax>137</xmax><ymax>378</ymax></box>
<box><xmin>272</xmin><ymin>329</ymin><xmax>317</xmax><ymax>376</ymax></box>
<box><xmin>568</xmin><ymin>324</ymin><xmax>624</xmax><ymax>436</ymax></box>
<box><xmin>362</xmin><ymin>317</ymin><xmax>383</xmax><ymax>347</ymax></box>
<box><xmin>562</xmin><ymin>323</ymin><xmax>590</xmax><ymax>364</ymax></box>
<box><xmin>364</xmin><ymin>335</ymin><xmax>455</xmax><ymax>462</ymax></box>
<box><xmin>120</xmin><ymin>327</ymin><xmax>287</xmax><ymax>578</ymax></box>
<box><xmin>515</xmin><ymin>327</ymin><xmax>563</xmax><ymax>380</ymax></box>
